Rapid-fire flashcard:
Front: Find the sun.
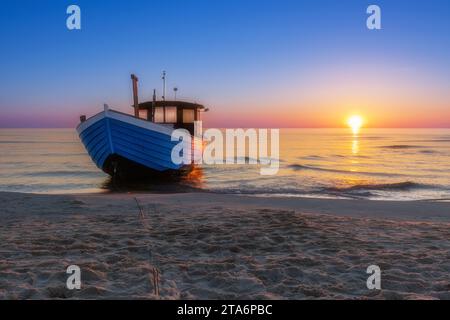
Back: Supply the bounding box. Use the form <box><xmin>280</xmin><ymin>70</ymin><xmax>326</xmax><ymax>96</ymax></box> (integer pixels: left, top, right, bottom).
<box><xmin>347</xmin><ymin>115</ymin><xmax>363</xmax><ymax>134</ymax></box>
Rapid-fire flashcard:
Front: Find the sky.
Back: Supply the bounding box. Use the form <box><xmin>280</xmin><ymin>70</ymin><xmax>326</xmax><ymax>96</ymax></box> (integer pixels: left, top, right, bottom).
<box><xmin>0</xmin><ymin>0</ymin><xmax>449</xmax><ymax>128</ymax></box>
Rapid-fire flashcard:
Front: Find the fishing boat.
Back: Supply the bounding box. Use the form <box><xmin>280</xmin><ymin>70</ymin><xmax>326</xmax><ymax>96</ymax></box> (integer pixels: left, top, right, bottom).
<box><xmin>77</xmin><ymin>73</ymin><xmax>207</xmax><ymax>179</ymax></box>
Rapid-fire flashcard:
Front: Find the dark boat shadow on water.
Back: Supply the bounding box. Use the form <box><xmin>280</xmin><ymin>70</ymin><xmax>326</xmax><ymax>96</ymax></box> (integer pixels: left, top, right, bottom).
<box><xmin>100</xmin><ymin>166</ymin><xmax>205</xmax><ymax>193</ymax></box>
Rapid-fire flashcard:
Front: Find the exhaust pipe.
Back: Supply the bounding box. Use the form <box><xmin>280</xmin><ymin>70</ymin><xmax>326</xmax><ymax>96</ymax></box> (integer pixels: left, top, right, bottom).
<box><xmin>131</xmin><ymin>74</ymin><xmax>139</xmax><ymax>117</ymax></box>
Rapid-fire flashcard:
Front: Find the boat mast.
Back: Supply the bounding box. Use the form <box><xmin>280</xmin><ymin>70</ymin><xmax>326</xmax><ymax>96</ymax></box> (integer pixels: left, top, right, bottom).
<box><xmin>131</xmin><ymin>74</ymin><xmax>139</xmax><ymax>117</ymax></box>
<box><xmin>162</xmin><ymin>71</ymin><xmax>166</xmax><ymax>101</ymax></box>
<box><xmin>152</xmin><ymin>89</ymin><xmax>156</xmax><ymax>122</ymax></box>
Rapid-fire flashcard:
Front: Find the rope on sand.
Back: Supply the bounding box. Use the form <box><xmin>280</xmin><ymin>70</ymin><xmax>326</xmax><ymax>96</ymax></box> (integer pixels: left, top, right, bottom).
<box><xmin>134</xmin><ymin>197</ymin><xmax>160</xmax><ymax>297</ymax></box>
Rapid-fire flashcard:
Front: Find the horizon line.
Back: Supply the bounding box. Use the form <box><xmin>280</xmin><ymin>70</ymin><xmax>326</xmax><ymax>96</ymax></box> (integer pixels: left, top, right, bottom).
<box><xmin>1</xmin><ymin>126</ymin><xmax>449</xmax><ymax>129</ymax></box>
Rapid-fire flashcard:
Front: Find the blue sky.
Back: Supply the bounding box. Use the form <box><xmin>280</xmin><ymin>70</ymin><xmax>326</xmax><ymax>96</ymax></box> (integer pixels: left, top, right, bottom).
<box><xmin>0</xmin><ymin>0</ymin><xmax>449</xmax><ymax>127</ymax></box>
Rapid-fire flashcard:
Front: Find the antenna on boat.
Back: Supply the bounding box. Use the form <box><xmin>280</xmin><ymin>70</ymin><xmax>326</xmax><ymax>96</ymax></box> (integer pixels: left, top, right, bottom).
<box><xmin>131</xmin><ymin>74</ymin><xmax>139</xmax><ymax>117</ymax></box>
<box><xmin>152</xmin><ymin>89</ymin><xmax>156</xmax><ymax>121</ymax></box>
<box><xmin>173</xmin><ymin>87</ymin><xmax>178</xmax><ymax>100</ymax></box>
<box><xmin>161</xmin><ymin>71</ymin><xmax>166</xmax><ymax>101</ymax></box>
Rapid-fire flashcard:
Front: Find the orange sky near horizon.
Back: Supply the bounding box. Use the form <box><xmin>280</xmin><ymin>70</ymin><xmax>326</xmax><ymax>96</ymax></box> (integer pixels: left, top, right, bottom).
<box><xmin>204</xmin><ymin>103</ymin><xmax>450</xmax><ymax>128</ymax></box>
<box><xmin>202</xmin><ymin>61</ymin><xmax>450</xmax><ymax>128</ymax></box>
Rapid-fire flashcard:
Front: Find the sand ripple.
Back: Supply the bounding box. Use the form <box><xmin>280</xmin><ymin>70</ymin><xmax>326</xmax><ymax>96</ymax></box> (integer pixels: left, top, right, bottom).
<box><xmin>0</xmin><ymin>193</ymin><xmax>449</xmax><ymax>299</ymax></box>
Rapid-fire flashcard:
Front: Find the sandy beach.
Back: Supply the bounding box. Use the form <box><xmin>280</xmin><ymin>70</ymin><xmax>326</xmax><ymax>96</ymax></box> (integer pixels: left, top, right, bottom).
<box><xmin>0</xmin><ymin>191</ymin><xmax>449</xmax><ymax>299</ymax></box>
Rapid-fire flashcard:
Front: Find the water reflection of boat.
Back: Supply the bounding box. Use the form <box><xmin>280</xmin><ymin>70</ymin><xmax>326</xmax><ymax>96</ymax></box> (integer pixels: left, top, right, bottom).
<box><xmin>77</xmin><ymin>73</ymin><xmax>208</xmax><ymax>180</ymax></box>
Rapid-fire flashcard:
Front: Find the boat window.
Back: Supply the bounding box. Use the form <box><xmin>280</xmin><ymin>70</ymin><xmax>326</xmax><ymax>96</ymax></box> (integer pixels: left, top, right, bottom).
<box><xmin>138</xmin><ymin>109</ymin><xmax>148</xmax><ymax>120</ymax></box>
<box><xmin>154</xmin><ymin>107</ymin><xmax>164</xmax><ymax>123</ymax></box>
<box><xmin>183</xmin><ymin>109</ymin><xmax>195</xmax><ymax>123</ymax></box>
<box><xmin>165</xmin><ymin>107</ymin><xmax>177</xmax><ymax>123</ymax></box>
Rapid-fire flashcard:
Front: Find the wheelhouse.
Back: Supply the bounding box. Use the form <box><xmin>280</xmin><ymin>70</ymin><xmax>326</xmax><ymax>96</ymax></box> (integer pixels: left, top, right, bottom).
<box><xmin>135</xmin><ymin>100</ymin><xmax>205</xmax><ymax>135</ymax></box>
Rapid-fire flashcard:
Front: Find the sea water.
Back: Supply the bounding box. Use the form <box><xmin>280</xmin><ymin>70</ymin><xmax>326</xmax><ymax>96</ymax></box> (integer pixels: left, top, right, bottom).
<box><xmin>0</xmin><ymin>128</ymin><xmax>449</xmax><ymax>201</ymax></box>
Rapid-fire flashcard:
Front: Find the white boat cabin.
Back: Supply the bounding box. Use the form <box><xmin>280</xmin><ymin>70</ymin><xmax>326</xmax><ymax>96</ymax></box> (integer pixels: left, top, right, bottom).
<box><xmin>135</xmin><ymin>100</ymin><xmax>206</xmax><ymax>135</ymax></box>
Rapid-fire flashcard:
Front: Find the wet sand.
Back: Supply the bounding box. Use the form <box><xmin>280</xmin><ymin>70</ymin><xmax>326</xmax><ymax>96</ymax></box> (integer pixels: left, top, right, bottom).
<box><xmin>0</xmin><ymin>191</ymin><xmax>449</xmax><ymax>299</ymax></box>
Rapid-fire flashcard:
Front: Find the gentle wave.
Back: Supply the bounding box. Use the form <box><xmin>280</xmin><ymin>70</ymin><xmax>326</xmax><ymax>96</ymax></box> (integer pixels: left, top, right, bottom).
<box><xmin>206</xmin><ymin>186</ymin><xmax>309</xmax><ymax>196</ymax></box>
<box><xmin>361</xmin><ymin>136</ymin><xmax>386</xmax><ymax>140</ymax></box>
<box><xmin>378</xmin><ymin>145</ymin><xmax>427</xmax><ymax>149</ymax></box>
<box><xmin>223</xmin><ymin>157</ymin><xmax>283</xmax><ymax>164</ymax></box>
<box><xmin>206</xmin><ymin>181</ymin><xmax>449</xmax><ymax>200</ymax></box>
<box><xmin>299</xmin><ymin>155</ymin><xmax>323</xmax><ymax>160</ymax></box>
<box><xmin>23</xmin><ymin>170</ymin><xmax>103</xmax><ymax>178</ymax></box>
<box><xmin>400</xmin><ymin>139</ymin><xmax>450</xmax><ymax>143</ymax></box>
<box><xmin>324</xmin><ymin>181</ymin><xmax>426</xmax><ymax>193</ymax></box>
<box><xmin>0</xmin><ymin>140</ymin><xmax>78</xmax><ymax>144</ymax></box>
<box><xmin>287</xmin><ymin>164</ymin><xmax>406</xmax><ymax>177</ymax></box>
<box><xmin>317</xmin><ymin>181</ymin><xmax>450</xmax><ymax>200</ymax></box>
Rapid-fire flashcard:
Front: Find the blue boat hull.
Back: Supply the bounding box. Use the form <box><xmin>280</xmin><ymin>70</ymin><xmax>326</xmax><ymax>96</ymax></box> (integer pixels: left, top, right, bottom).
<box><xmin>77</xmin><ymin>109</ymin><xmax>191</xmax><ymax>179</ymax></box>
